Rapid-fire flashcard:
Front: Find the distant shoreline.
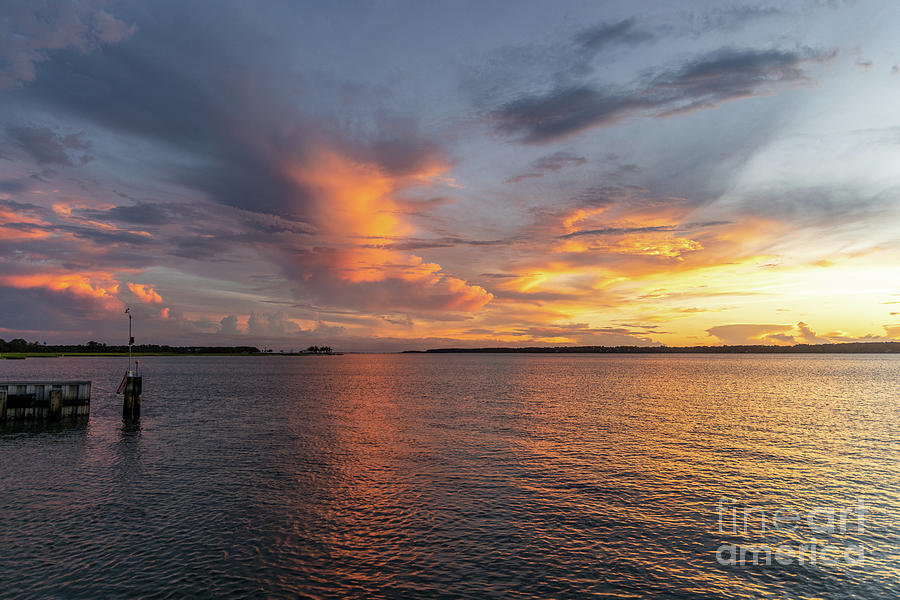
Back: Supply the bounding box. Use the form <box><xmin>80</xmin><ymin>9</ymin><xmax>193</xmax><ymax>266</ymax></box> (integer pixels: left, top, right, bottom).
<box><xmin>404</xmin><ymin>342</ymin><xmax>900</xmax><ymax>354</ymax></box>
<box><xmin>0</xmin><ymin>352</ymin><xmax>342</xmax><ymax>359</ymax></box>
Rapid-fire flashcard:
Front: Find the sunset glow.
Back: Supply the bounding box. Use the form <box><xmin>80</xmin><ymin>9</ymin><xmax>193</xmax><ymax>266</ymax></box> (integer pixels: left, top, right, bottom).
<box><xmin>1</xmin><ymin>1</ymin><xmax>898</xmax><ymax>350</ymax></box>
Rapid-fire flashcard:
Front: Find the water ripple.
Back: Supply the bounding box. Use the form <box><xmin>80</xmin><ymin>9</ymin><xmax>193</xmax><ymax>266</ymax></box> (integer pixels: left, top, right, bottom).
<box><xmin>1</xmin><ymin>354</ymin><xmax>898</xmax><ymax>598</ymax></box>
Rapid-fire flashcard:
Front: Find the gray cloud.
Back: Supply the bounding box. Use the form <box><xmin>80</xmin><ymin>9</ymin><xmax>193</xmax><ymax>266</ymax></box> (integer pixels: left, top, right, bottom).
<box><xmin>0</xmin><ymin>179</ymin><xmax>26</xmax><ymax>193</ymax></box>
<box><xmin>558</xmin><ymin>225</ymin><xmax>677</xmax><ymax>239</ymax></box>
<box><xmin>574</xmin><ymin>18</ymin><xmax>656</xmax><ymax>53</ymax></box>
<box><xmin>375</xmin><ymin>236</ymin><xmax>511</xmax><ymax>251</ymax></box>
<box><xmin>493</xmin><ymin>47</ymin><xmax>833</xmax><ymax>143</ymax></box>
<box><xmin>79</xmin><ymin>202</ymin><xmax>172</xmax><ymax>226</ymax></box>
<box><xmin>5</xmin><ymin>124</ymin><xmax>91</xmax><ymax>166</ymax></box>
<box><xmin>219</xmin><ymin>314</ymin><xmax>240</xmax><ymax>335</ymax></box>
<box><xmin>687</xmin><ymin>5</ymin><xmax>785</xmax><ymax>34</ymax></box>
<box><xmin>505</xmin><ymin>151</ymin><xmax>588</xmax><ymax>183</ymax></box>
<box><xmin>248</xmin><ymin>311</ymin><xmax>300</xmax><ymax>337</ymax></box>
<box><xmin>0</xmin><ymin>0</ymin><xmax>135</xmax><ymax>88</ymax></box>
<box><xmin>558</xmin><ymin>220</ymin><xmax>731</xmax><ymax>240</ymax></box>
<box><xmin>0</xmin><ymin>285</ymin><xmax>109</xmax><ymax>334</ymax></box>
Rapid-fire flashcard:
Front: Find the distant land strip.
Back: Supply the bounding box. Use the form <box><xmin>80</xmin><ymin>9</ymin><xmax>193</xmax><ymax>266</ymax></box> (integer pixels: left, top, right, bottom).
<box><xmin>0</xmin><ymin>341</ymin><xmax>260</xmax><ymax>355</ymax></box>
<box><xmin>407</xmin><ymin>342</ymin><xmax>900</xmax><ymax>354</ymax></box>
<box><xmin>0</xmin><ymin>339</ymin><xmax>345</xmax><ymax>357</ymax></box>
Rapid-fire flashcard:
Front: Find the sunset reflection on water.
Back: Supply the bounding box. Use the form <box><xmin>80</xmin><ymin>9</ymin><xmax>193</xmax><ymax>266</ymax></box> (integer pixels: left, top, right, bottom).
<box><xmin>0</xmin><ymin>354</ymin><xmax>898</xmax><ymax>598</ymax></box>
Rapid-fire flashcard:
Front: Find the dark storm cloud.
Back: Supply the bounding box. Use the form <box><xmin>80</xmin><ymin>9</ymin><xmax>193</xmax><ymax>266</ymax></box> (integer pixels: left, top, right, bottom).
<box><xmin>12</xmin><ymin>8</ymin><xmax>449</xmax><ymax>223</ymax></box>
<box><xmin>505</xmin><ymin>151</ymin><xmax>587</xmax><ymax>183</ymax></box>
<box><xmin>5</xmin><ymin>4</ymin><xmax>434</xmax><ymax>227</ymax></box>
<box><xmin>493</xmin><ymin>47</ymin><xmax>834</xmax><ymax>143</ymax></box>
<box><xmin>15</xmin><ymin>38</ymin><xmax>316</xmax><ymax>219</ymax></box>
<box><xmin>5</xmin><ymin>124</ymin><xmax>91</xmax><ymax>166</ymax></box>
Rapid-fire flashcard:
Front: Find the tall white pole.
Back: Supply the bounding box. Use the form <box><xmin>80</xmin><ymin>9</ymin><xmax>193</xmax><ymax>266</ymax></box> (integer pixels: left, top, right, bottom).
<box><xmin>126</xmin><ymin>307</ymin><xmax>133</xmax><ymax>376</ymax></box>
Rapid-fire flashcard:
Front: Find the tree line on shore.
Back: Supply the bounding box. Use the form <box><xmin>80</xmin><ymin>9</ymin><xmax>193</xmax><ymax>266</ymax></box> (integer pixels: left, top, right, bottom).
<box><xmin>414</xmin><ymin>342</ymin><xmax>900</xmax><ymax>354</ymax></box>
<box><xmin>0</xmin><ymin>339</ymin><xmax>341</xmax><ymax>355</ymax></box>
<box><xmin>0</xmin><ymin>339</ymin><xmax>262</xmax><ymax>354</ymax></box>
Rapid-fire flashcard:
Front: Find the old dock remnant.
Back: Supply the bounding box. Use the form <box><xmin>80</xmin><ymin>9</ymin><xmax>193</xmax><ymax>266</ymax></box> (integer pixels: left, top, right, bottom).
<box><xmin>0</xmin><ymin>381</ymin><xmax>91</xmax><ymax>421</ymax></box>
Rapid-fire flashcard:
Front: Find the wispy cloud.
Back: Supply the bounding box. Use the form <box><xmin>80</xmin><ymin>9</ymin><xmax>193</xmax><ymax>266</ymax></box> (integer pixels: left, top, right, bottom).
<box><xmin>505</xmin><ymin>151</ymin><xmax>588</xmax><ymax>183</ymax></box>
<box><xmin>493</xmin><ymin>46</ymin><xmax>834</xmax><ymax>143</ymax></box>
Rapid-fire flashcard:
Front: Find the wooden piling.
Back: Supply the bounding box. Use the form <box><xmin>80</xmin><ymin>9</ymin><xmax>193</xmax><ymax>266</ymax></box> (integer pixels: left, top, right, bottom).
<box><xmin>0</xmin><ymin>390</ymin><xmax>5</xmax><ymax>420</ymax></box>
<box><xmin>49</xmin><ymin>390</ymin><xmax>62</xmax><ymax>421</ymax></box>
<box><xmin>123</xmin><ymin>376</ymin><xmax>142</xmax><ymax>420</ymax></box>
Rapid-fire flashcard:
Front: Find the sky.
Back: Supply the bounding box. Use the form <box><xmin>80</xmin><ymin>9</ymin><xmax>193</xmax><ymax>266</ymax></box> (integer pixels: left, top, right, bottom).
<box><xmin>1</xmin><ymin>0</ymin><xmax>899</xmax><ymax>351</ymax></box>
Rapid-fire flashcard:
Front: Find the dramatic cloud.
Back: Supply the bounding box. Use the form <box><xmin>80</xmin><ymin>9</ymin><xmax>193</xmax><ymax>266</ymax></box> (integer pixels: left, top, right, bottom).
<box><xmin>0</xmin><ymin>270</ymin><xmax>121</xmax><ymax>310</ymax></box>
<box><xmin>493</xmin><ymin>47</ymin><xmax>833</xmax><ymax>143</ymax></box>
<box><xmin>275</xmin><ymin>149</ymin><xmax>493</xmax><ymax>313</ymax></box>
<box><xmin>127</xmin><ymin>282</ymin><xmax>162</xmax><ymax>304</ymax></box>
<box><xmin>0</xmin><ymin>2</ymin><xmax>895</xmax><ymax>349</ymax></box>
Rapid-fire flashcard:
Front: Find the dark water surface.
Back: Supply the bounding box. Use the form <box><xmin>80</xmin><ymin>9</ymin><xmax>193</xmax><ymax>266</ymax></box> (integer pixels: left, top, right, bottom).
<box><xmin>1</xmin><ymin>354</ymin><xmax>898</xmax><ymax>599</ymax></box>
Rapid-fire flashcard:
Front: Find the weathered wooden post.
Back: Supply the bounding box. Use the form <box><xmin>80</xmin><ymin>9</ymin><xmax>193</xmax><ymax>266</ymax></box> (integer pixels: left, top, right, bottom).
<box><xmin>49</xmin><ymin>389</ymin><xmax>62</xmax><ymax>421</ymax></box>
<box><xmin>123</xmin><ymin>375</ymin><xmax>142</xmax><ymax>420</ymax></box>
<box><xmin>0</xmin><ymin>390</ymin><xmax>5</xmax><ymax>421</ymax></box>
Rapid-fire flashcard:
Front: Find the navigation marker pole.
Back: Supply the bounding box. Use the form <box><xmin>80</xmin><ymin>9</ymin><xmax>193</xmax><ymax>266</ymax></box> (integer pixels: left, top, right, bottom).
<box><xmin>121</xmin><ymin>307</ymin><xmax>142</xmax><ymax>421</ymax></box>
<box><xmin>127</xmin><ymin>307</ymin><xmax>133</xmax><ymax>375</ymax></box>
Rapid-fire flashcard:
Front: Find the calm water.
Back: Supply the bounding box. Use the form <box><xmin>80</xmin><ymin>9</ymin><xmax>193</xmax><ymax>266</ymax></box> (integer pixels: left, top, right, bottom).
<box><xmin>1</xmin><ymin>354</ymin><xmax>898</xmax><ymax>599</ymax></box>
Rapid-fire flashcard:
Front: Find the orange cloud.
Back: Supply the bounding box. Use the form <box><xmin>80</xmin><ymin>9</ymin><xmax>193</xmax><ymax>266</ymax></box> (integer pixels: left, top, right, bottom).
<box><xmin>557</xmin><ymin>234</ymin><xmax>702</xmax><ymax>258</ymax></box>
<box><xmin>284</xmin><ymin>149</ymin><xmax>492</xmax><ymax>313</ymax></box>
<box><xmin>127</xmin><ymin>282</ymin><xmax>163</xmax><ymax>303</ymax></box>
<box><xmin>0</xmin><ymin>271</ymin><xmax>121</xmax><ymax>309</ymax></box>
<box><xmin>0</xmin><ymin>206</ymin><xmax>51</xmax><ymax>240</ymax></box>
